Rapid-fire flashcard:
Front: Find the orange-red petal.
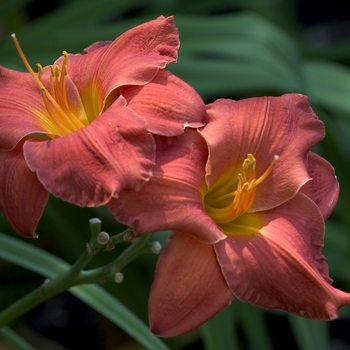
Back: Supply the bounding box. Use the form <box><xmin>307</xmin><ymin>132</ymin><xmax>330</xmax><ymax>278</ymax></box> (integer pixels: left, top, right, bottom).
<box><xmin>215</xmin><ymin>193</ymin><xmax>350</xmax><ymax>320</ymax></box>
<box><xmin>121</xmin><ymin>70</ymin><xmax>206</xmax><ymax>135</ymax></box>
<box><xmin>0</xmin><ymin>144</ymin><xmax>49</xmax><ymax>237</ymax></box>
<box><xmin>60</xmin><ymin>16</ymin><xmax>179</xmax><ymax>120</ymax></box>
<box><xmin>0</xmin><ymin>67</ymin><xmax>50</xmax><ymax>150</ymax></box>
<box><xmin>23</xmin><ymin>97</ymin><xmax>155</xmax><ymax>207</ymax></box>
<box><xmin>201</xmin><ymin>94</ymin><xmax>325</xmax><ymax>212</ymax></box>
<box><xmin>108</xmin><ymin>129</ymin><xmax>226</xmax><ymax>244</ymax></box>
<box><xmin>300</xmin><ymin>152</ymin><xmax>339</xmax><ymax>219</ymax></box>
<box><xmin>149</xmin><ymin>231</ymin><xmax>233</xmax><ymax>337</ymax></box>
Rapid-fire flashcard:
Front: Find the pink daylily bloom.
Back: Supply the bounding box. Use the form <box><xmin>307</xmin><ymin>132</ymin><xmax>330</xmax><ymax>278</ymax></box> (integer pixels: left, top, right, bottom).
<box><xmin>0</xmin><ymin>16</ymin><xmax>206</xmax><ymax>237</ymax></box>
<box><xmin>109</xmin><ymin>94</ymin><xmax>350</xmax><ymax>337</ymax></box>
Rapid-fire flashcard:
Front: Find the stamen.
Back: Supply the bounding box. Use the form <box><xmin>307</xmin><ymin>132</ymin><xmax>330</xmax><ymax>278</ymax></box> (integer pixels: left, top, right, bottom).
<box><xmin>49</xmin><ymin>66</ymin><xmax>56</xmax><ymax>99</ymax></box>
<box><xmin>11</xmin><ymin>34</ymin><xmax>45</xmax><ymax>89</ymax></box>
<box><xmin>59</xmin><ymin>51</ymin><xmax>69</xmax><ymax>107</ymax></box>
<box><xmin>205</xmin><ymin>154</ymin><xmax>278</xmax><ymax>224</ymax></box>
<box><xmin>249</xmin><ymin>155</ymin><xmax>279</xmax><ymax>189</ymax></box>
<box><xmin>40</xmin><ymin>88</ymin><xmax>71</xmax><ymax>135</ymax></box>
<box><xmin>36</xmin><ymin>64</ymin><xmax>43</xmax><ymax>83</ymax></box>
<box><xmin>12</xmin><ymin>34</ymin><xmax>86</xmax><ymax>136</ymax></box>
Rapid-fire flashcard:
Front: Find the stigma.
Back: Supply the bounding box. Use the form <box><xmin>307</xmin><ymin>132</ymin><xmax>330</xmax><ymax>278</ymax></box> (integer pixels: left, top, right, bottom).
<box><xmin>11</xmin><ymin>34</ymin><xmax>86</xmax><ymax>137</ymax></box>
<box><xmin>205</xmin><ymin>154</ymin><xmax>279</xmax><ymax>224</ymax></box>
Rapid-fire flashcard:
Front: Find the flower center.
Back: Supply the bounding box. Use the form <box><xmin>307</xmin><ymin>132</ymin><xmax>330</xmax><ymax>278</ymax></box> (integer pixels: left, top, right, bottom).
<box><xmin>12</xmin><ymin>34</ymin><xmax>87</xmax><ymax>137</ymax></box>
<box><xmin>205</xmin><ymin>154</ymin><xmax>278</xmax><ymax>224</ymax></box>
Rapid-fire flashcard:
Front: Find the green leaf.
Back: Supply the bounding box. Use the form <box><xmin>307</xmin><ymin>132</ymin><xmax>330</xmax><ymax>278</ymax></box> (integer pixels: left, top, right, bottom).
<box><xmin>1</xmin><ymin>12</ymin><xmax>306</xmax><ymax>98</ymax></box>
<box><xmin>200</xmin><ymin>303</ymin><xmax>239</xmax><ymax>350</ymax></box>
<box><xmin>0</xmin><ymin>326</ymin><xmax>35</xmax><ymax>350</ymax></box>
<box><xmin>304</xmin><ymin>60</ymin><xmax>350</xmax><ymax>115</ymax></box>
<box><xmin>170</xmin><ymin>13</ymin><xmax>306</xmax><ymax>97</ymax></box>
<box><xmin>287</xmin><ymin>315</ymin><xmax>329</xmax><ymax>350</ymax></box>
<box><xmin>236</xmin><ymin>301</ymin><xmax>273</xmax><ymax>350</ymax></box>
<box><xmin>323</xmin><ymin>221</ymin><xmax>350</xmax><ymax>283</ymax></box>
<box><xmin>0</xmin><ymin>233</ymin><xmax>169</xmax><ymax>350</ymax></box>
<box><xmin>0</xmin><ymin>0</ymin><xmax>32</xmax><ymax>22</ymax></box>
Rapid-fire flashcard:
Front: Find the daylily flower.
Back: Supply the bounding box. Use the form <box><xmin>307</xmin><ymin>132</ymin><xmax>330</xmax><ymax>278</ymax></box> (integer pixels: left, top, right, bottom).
<box><xmin>0</xmin><ymin>16</ymin><xmax>206</xmax><ymax>237</ymax></box>
<box><xmin>108</xmin><ymin>93</ymin><xmax>350</xmax><ymax>337</ymax></box>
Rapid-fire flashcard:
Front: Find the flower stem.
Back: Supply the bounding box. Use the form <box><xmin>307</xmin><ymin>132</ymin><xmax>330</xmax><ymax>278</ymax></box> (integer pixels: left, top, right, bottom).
<box><xmin>0</xmin><ymin>276</ymin><xmax>71</xmax><ymax>328</ymax></box>
<box><xmin>76</xmin><ymin>233</ymin><xmax>153</xmax><ymax>285</ymax></box>
<box><xmin>0</xmin><ymin>231</ymin><xmax>153</xmax><ymax>328</ymax></box>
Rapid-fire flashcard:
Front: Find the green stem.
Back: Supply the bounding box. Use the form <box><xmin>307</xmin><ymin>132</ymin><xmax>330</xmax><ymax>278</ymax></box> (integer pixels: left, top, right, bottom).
<box><xmin>0</xmin><ymin>276</ymin><xmax>71</xmax><ymax>328</ymax></box>
<box><xmin>0</xmin><ymin>232</ymin><xmax>152</xmax><ymax>328</ymax></box>
<box><xmin>67</xmin><ymin>228</ymin><xmax>130</xmax><ymax>279</ymax></box>
<box><xmin>76</xmin><ymin>233</ymin><xmax>153</xmax><ymax>285</ymax></box>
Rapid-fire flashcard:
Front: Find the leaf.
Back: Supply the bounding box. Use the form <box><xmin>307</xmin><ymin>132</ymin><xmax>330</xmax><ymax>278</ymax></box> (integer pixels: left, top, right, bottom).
<box><xmin>236</xmin><ymin>301</ymin><xmax>273</xmax><ymax>350</ymax></box>
<box><xmin>0</xmin><ymin>233</ymin><xmax>169</xmax><ymax>350</ymax></box>
<box><xmin>0</xmin><ymin>0</ymin><xmax>32</xmax><ymax>22</ymax></box>
<box><xmin>170</xmin><ymin>13</ymin><xmax>306</xmax><ymax>97</ymax></box>
<box><xmin>0</xmin><ymin>326</ymin><xmax>35</xmax><ymax>350</ymax></box>
<box><xmin>323</xmin><ymin>221</ymin><xmax>350</xmax><ymax>283</ymax></box>
<box><xmin>287</xmin><ymin>315</ymin><xmax>329</xmax><ymax>350</ymax></box>
<box><xmin>1</xmin><ymin>12</ymin><xmax>306</xmax><ymax>98</ymax></box>
<box><xmin>200</xmin><ymin>302</ymin><xmax>239</xmax><ymax>350</ymax></box>
<box><xmin>304</xmin><ymin>60</ymin><xmax>350</xmax><ymax>115</ymax></box>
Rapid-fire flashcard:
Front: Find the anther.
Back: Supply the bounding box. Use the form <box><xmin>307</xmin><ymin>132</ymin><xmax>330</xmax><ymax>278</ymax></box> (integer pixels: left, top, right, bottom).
<box><xmin>36</xmin><ymin>64</ymin><xmax>43</xmax><ymax>82</ymax></box>
<box><xmin>62</xmin><ymin>51</ymin><xmax>68</xmax><ymax>75</ymax></box>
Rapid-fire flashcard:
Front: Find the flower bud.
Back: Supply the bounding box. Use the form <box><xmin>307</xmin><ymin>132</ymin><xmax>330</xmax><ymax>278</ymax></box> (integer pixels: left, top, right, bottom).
<box><xmin>97</xmin><ymin>231</ymin><xmax>109</xmax><ymax>245</ymax></box>
<box><xmin>152</xmin><ymin>241</ymin><xmax>162</xmax><ymax>254</ymax></box>
<box><xmin>114</xmin><ymin>272</ymin><xmax>124</xmax><ymax>284</ymax></box>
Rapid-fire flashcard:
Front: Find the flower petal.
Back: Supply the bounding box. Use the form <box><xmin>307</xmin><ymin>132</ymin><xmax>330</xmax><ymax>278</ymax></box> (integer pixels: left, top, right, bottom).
<box><xmin>0</xmin><ymin>144</ymin><xmax>48</xmax><ymax>237</ymax></box>
<box><xmin>23</xmin><ymin>97</ymin><xmax>155</xmax><ymax>207</ymax></box>
<box><xmin>61</xmin><ymin>16</ymin><xmax>179</xmax><ymax>119</ymax></box>
<box><xmin>201</xmin><ymin>94</ymin><xmax>325</xmax><ymax>211</ymax></box>
<box><xmin>108</xmin><ymin>129</ymin><xmax>226</xmax><ymax>244</ymax></box>
<box><xmin>0</xmin><ymin>67</ymin><xmax>50</xmax><ymax>150</ymax></box>
<box><xmin>215</xmin><ymin>193</ymin><xmax>350</xmax><ymax>320</ymax></box>
<box><xmin>149</xmin><ymin>231</ymin><xmax>233</xmax><ymax>337</ymax></box>
<box><xmin>300</xmin><ymin>152</ymin><xmax>339</xmax><ymax>219</ymax></box>
<box><xmin>121</xmin><ymin>70</ymin><xmax>206</xmax><ymax>136</ymax></box>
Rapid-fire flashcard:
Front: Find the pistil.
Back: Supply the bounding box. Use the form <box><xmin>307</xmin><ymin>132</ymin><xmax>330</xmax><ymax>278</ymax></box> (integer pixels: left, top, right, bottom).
<box><xmin>11</xmin><ymin>34</ymin><xmax>85</xmax><ymax>136</ymax></box>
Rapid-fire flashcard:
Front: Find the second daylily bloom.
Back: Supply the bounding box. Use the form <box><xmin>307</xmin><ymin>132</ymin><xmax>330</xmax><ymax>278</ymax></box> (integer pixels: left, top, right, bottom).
<box><xmin>0</xmin><ymin>16</ymin><xmax>206</xmax><ymax>237</ymax></box>
<box><xmin>109</xmin><ymin>94</ymin><xmax>350</xmax><ymax>337</ymax></box>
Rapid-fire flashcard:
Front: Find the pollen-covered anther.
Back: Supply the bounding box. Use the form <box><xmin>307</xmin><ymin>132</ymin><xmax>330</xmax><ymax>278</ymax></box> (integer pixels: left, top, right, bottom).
<box><xmin>36</xmin><ymin>63</ymin><xmax>43</xmax><ymax>82</ymax></box>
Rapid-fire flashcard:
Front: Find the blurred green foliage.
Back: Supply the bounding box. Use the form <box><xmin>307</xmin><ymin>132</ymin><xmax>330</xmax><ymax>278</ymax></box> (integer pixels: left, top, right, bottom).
<box><xmin>1</xmin><ymin>0</ymin><xmax>350</xmax><ymax>349</ymax></box>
